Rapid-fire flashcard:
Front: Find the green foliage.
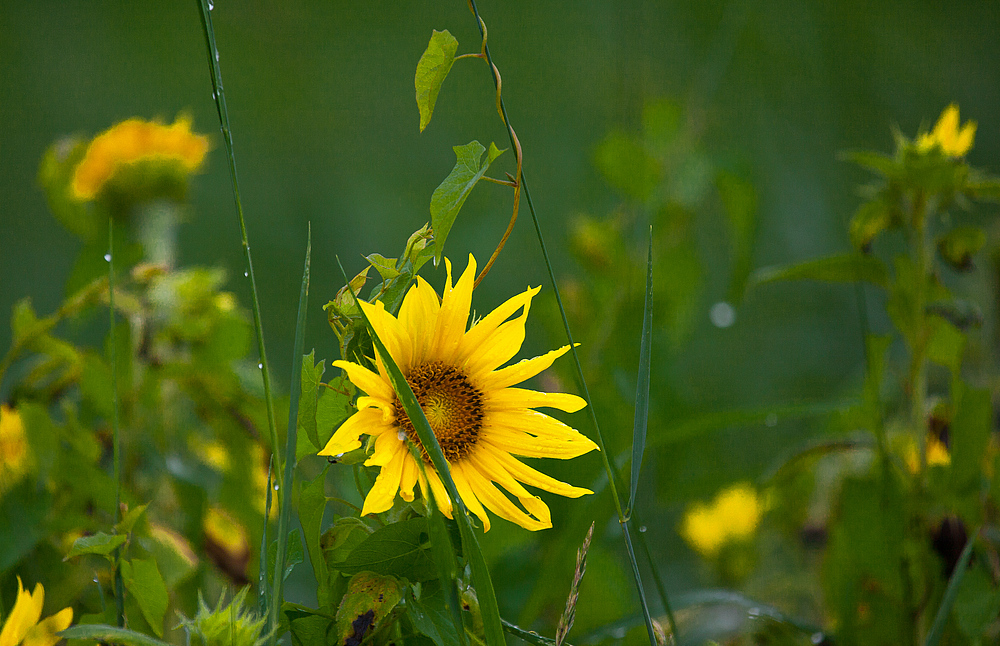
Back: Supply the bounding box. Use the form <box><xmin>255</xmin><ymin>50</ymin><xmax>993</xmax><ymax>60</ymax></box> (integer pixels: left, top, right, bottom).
<box><xmin>415</xmin><ymin>30</ymin><xmax>459</xmax><ymax>133</ymax></box>
<box><xmin>429</xmin><ymin>141</ymin><xmax>505</xmax><ymax>265</ymax></box>
<box><xmin>177</xmin><ymin>588</ymin><xmax>267</xmax><ymax>646</ymax></box>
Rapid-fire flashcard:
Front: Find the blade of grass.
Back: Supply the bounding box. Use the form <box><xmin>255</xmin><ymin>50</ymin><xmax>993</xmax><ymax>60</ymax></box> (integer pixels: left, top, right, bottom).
<box><xmin>258</xmin><ymin>458</ymin><xmax>273</xmax><ymax>619</ymax></box>
<box><xmin>501</xmin><ymin>618</ymin><xmax>563</xmax><ymax>646</ymax></box>
<box><xmin>335</xmin><ymin>257</ymin><xmax>506</xmax><ymax>646</ymax></box>
<box><xmin>621</xmin><ymin>521</ymin><xmax>656</xmax><ymax>646</ymax></box>
<box><xmin>633</xmin><ymin>512</ymin><xmax>676</xmax><ymax>637</ymax></box>
<box><xmin>107</xmin><ymin>219</ymin><xmax>125</xmax><ymax>628</ymax></box>
<box><xmin>268</xmin><ymin>225</ymin><xmax>311</xmax><ymax>643</ymax></box>
<box><xmin>194</xmin><ymin>0</ymin><xmax>281</xmax><ymax>487</ymax></box>
<box><xmin>628</xmin><ymin>228</ymin><xmax>653</xmax><ymax>515</ymax></box>
<box><xmin>924</xmin><ymin>529</ymin><xmax>977</xmax><ymax>646</ymax></box>
<box><xmin>464</xmin><ymin>5</ymin><xmax>661</xmax><ymax>641</ymax></box>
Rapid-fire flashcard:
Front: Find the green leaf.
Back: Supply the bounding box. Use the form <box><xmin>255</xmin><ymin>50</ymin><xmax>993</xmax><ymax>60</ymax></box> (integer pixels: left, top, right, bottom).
<box><xmin>60</xmin><ymin>624</ymin><xmax>173</xmax><ymax>646</ymax></box>
<box><xmin>316</xmin><ymin>377</ymin><xmax>355</xmax><ymax>451</ymax></box>
<box><xmin>65</xmin><ymin>532</ymin><xmax>127</xmax><ymax>561</ymax></box>
<box><xmin>965</xmin><ymin>175</ymin><xmax>1000</xmax><ymax>201</ymax></box>
<box><xmin>366</xmin><ymin>253</ymin><xmax>401</xmax><ymax>281</ymax></box>
<box><xmin>321</xmin><ymin>517</ymin><xmax>372</xmax><ymax>567</ymax></box>
<box><xmin>849</xmin><ymin>199</ymin><xmax>894</xmax><ymax>250</ymax></box>
<box><xmin>925</xmin><ymin>317</ymin><xmax>965</xmax><ymax>373</ymax></box>
<box><xmin>952</xmin><ymin>561</ymin><xmax>1000</xmax><ymax>641</ymax></box>
<box><xmin>429</xmin><ymin>141</ymin><xmax>506</xmax><ymax>265</ymax></box>
<box><xmin>298</xmin><ymin>350</ymin><xmax>325</xmax><ymax>454</ymax></box>
<box><xmin>415</xmin><ymin>30</ymin><xmax>459</xmax><ymax>133</ymax></box>
<box><xmin>750</xmin><ymin>253</ymin><xmax>889</xmax><ymax>288</ymax></box>
<box><xmin>937</xmin><ymin>226</ymin><xmax>986</xmax><ymax>272</ymax></box>
<box><xmin>121</xmin><ymin>559</ymin><xmax>168</xmax><ymax>637</ymax></box>
<box><xmin>115</xmin><ymin>503</ymin><xmax>150</xmax><ymax>536</ymax></box>
<box><xmin>845</xmin><ymin>150</ymin><xmax>899</xmax><ymax>177</ymax></box>
<box><xmin>268</xmin><ymin>528</ymin><xmax>305</xmax><ymax>585</ymax></box>
<box><xmin>335</xmin><ymin>572</ymin><xmax>403</xmax><ymax>645</ymax></box>
<box><xmin>283</xmin><ymin>604</ymin><xmax>334</xmax><ymax>646</ymax></box>
<box><xmin>329</xmin><ymin>517</ymin><xmax>439</xmax><ymax>581</ymax></box>
<box><xmin>407</xmin><ymin>580</ymin><xmax>463</xmax><ymax>646</ymax></box>
<box><xmin>299</xmin><ymin>467</ymin><xmax>331</xmax><ymax>607</ymax></box>
<box><xmin>628</xmin><ymin>231</ymin><xmax>653</xmax><ymax>514</ymax></box>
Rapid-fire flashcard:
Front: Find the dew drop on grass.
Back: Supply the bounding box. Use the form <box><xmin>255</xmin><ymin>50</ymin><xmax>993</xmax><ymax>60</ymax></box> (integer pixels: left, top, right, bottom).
<box><xmin>709</xmin><ymin>301</ymin><xmax>736</xmax><ymax>328</ymax></box>
<box><xmin>258</xmin><ymin>362</ymin><xmax>264</xmax><ymax>370</ymax></box>
<box><xmin>244</xmin><ymin>271</ymin><xmax>249</xmax><ymax>277</ymax></box>
<box><xmin>273</xmin><ymin>483</ymin><xmax>279</xmax><ymax>491</ymax></box>
<box><xmin>104</xmin><ymin>253</ymin><xmax>112</xmax><ymax>262</ymax></box>
<box><xmin>639</xmin><ymin>525</ymin><xmax>647</xmax><ymax>533</ymax></box>
<box><xmin>207</xmin><ymin>0</ymin><xmax>214</xmax><ymax>9</ymax></box>
<box><xmin>811</xmin><ymin>634</ymin><xmax>825</xmax><ymax>645</ymax></box>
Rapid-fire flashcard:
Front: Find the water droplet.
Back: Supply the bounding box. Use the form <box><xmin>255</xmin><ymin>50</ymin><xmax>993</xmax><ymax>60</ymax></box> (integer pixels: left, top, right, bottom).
<box><xmin>212</xmin><ymin>91</ymin><xmax>216</xmax><ymax>100</ymax></box>
<box><xmin>639</xmin><ymin>525</ymin><xmax>647</xmax><ymax>533</ymax></box>
<box><xmin>215</xmin><ymin>51</ymin><xmax>220</xmax><ymax>62</ymax></box>
<box><xmin>104</xmin><ymin>253</ymin><xmax>112</xmax><ymax>262</ymax></box>
<box><xmin>709</xmin><ymin>301</ymin><xmax>736</xmax><ymax>328</ymax></box>
<box><xmin>810</xmin><ymin>633</ymin><xmax>825</xmax><ymax>645</ymax></box>
<box><xmin>397</xmin><ymin>430</ymin><xmax>407</xmax><ymax>442</ymax></box>
<box><xmin>273</xmin><ymin>483</ymin><xmax>279</xmax><ymax>491</ymax></box>
<box><xmin>244</xmin><ymin>271</ymin><xmax>249</xmax><ymax>277</ymax></box>
<box><xmin>765</xmin><ymin>413</ymin><xmax>778</xmax><ymax>427</ymax></box>
<box><xmin>335</xmin><ymin>453</ymin><xmax>344</xmax><ymax>459</ymax></box>
<box><xmin>207</xmin><ymin>0</ymin><xmax>214</xmax><ymax>9</ymax></box>
<box><xmin>258</xmin><ymin>362</ymin><xmax>264</xmax><ymax>369</ymax></box>
<box><xmin>93</xmin><ymin>577</ymin><xmax>100</xmax><ymax>584</ymax></box>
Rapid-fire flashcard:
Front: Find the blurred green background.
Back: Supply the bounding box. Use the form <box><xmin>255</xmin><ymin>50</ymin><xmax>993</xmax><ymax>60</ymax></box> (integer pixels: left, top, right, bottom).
<box><xmin>2</xmin><ymin>0</ymin><xmax>998</xmax><ymax>638</ymax></box>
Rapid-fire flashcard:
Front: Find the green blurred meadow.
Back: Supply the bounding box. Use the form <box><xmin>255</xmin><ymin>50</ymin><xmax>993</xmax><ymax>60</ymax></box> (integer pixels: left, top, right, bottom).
<box><xmin>2</xmin><ymin>0</ymin><xmax>999</xmax><ymax>643</ymax></box>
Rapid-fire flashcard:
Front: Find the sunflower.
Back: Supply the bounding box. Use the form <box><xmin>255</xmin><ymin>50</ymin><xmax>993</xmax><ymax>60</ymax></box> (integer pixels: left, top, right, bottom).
<box><xmin>320</xmin><ymin>254</ymin><xmax>599</xmax><ymax>531</ymax></box>
<box><xmin>0</xmin><ymin>577</ymin><xmax>73</xmax><ymax>646</ymax></box>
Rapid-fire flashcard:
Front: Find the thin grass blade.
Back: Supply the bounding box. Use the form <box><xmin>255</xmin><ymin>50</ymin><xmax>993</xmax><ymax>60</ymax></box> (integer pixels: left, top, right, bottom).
<box><xmin>634</xmin><ymin>510</ymin><xmax>676</xmax><ymax>637</ymax></box>
<box><xmin>258</xmin><ymin>458</ymin><xmax>273</xmax><ymax>619</ymax></box>
<box><xmin>268</xmin><ymin>226</ymin><xmax>311</xmax><ymax>643</ymax></box>
<box><xmin>335</xmin><ymin>257</ymin><xmax>506</xmax><ymax>646</ymax></box>
<box><xmin>194</xmin><ymin>0</ymin><xmax>281</xmax><ymax>485</ymax></box>
<box><xmin>107</xmin><ymin>219</ymin><xmax>125</xmax><ymax>628</ymax></box>
<box><xmin>924</xmin><ymin>529</ymin><xmax>977</xmax><ymax>646</ymax></box>
<box><xmin>628</xmin><ymin>228</ymin><xmax>653</xmax><ymax>515</ymax></box>
<box><xmin>621</xmin><ymin>522</ymin><xmax>657</xmax><ymax>646</ymax></box>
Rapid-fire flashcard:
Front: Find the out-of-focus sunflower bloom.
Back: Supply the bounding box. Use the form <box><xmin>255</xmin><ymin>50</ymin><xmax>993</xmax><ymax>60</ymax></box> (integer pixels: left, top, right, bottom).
<box><xmin>905</xmin><ymin>435</ymin><xmax>951</xmax><ymax>474</ymax></box>
<box><xmin>0</xmin><ymin>577</ymin><xmax>73</xmax><ymax>646</ymax></box>
<box><xmin>203</xmin><ymin>507</ymin><xmax>250</xmax><ymax>585</ymax></box>
<box><xmin>71</xmin><ymin>116</ymin><xmax>209</xmax><ymax>201</ymax></box>
<box><xmin>681</xmin><ymin>483</ymin><xmax>763</xmax><ymax>558</ymax></box>
<box><xmin>916</xmin><ymin>104</ymin><xmax>976</xmax><ymax>157</ymax></box>
<box><xmin>0</xmin><ymin>404</ymin><xmax>30</xmax><ymax>495</ymax></box>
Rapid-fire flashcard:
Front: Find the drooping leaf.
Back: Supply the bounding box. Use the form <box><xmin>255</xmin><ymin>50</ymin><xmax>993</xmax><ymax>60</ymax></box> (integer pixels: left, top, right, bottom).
<box><xmin>299</xmin><ymin>467</ymin><xmax>331</xmax><ymax>606</ymax></box>
<box><xmin>430</xmin><ymin>141</ymin><xmax>505</xmax><ymax>265</ymax></box>
<box><xmin>329</xmin><ymin>517</ymin><xmax>438</xmax><ymax>581</ymax></box>
<box><xmin>297</xmin><ymin>350</ymin><xmax>325</xmax><ymax>454</ymax></box>
<box><xmin>751</xmin><ymin>253</ymin><xmax>889</xmax><ymax>288</ymax></box>
<box><xmin>64</xmin><ymin>532</ymin><xmax>127</xmax><ymax>561</ymax></box>
<box><xmin>121</xmin><ymin>559</ymin><xmax>168</xmax><ymax>637</ymax></box>
<box><xmin>335</xmin><ymin>572</ymin><xmax>403</xmax><ymax>646</ymax></box>
<box><xmin>937</xmin><ymin>226</ymin><xmax>986</xmax><ymax>272</ymax></box>
<box><xmin>415</xmin><ymin>30</ymin><xmax>459</xmax><ymax>133</ymax></box>
<box><xmin>61</xmin><ymin>625</ymin><xmax>173</xmax><ymax>646</ymax></box>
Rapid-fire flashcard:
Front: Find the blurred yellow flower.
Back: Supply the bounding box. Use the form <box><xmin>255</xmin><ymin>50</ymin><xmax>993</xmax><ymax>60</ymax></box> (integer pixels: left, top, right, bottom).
<box><xmin>0</xmin><ymin>577</ymin><xmax>73</xmax><ymax>646</ymax></box>
<box><xmin>0</xmin><ymin>404</ymin><xmax>29</xmax><ymax>494</ymax></box>
<box><xmin>680</xmin><ymin>483</ymin><xmax>763</xmax><ymax>558</ymax></box>
<box><xmin>917</xmin><ymin>104</ymin><xmax>976</xmax><ymax>157</ymax></box>
<box><xmin>904</xmin><ymin>436</ymin><xmax>951</xmax><ymax>474</ymax></box>
<box><xmin>202</xmin><ymin>507</ymin><xmax>250</xmax><ymax>585</ymax></box>
<box><xmin>71</xmin><ymin>116</ymin><xmax>209</xmax><ymax>201</ymax></box>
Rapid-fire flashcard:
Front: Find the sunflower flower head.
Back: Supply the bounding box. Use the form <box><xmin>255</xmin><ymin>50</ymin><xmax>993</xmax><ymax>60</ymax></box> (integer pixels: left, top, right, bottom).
<box><xmin>916</xmin><ymin>104</ymin><xmax>976</xmax><ymax>157</ymax></box>
<box><xmin>680</xmin><ymin>483</ymin><xmax>763</xmax><ymax>559</ymax></box>
<box><xmin>320</xmin><ymin>254</ymin><xmax>599</xmax><ymax>531</ymax></box>
<box><xmin>0</xmin><ymin>577</ymin><xmax>73</xmax><ymax>646</ymax></box>
<box><xmin>70</xmin><ymin>116</ymin><xmax>209</xmax><ymax>203</ymax></box>
<box><xmin>0</xmin><ymin>405</ymin><xmax>30</xmax><ymax>496</ymax></box>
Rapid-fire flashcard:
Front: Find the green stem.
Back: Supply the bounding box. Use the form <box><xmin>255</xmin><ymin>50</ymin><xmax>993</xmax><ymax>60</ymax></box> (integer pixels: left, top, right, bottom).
<box><xmin>910</xmin><ymin>192</ymin><xmax>929</xmax><ymax>474</ymax></box>
<box><xmin>108</xmin><ymin>219</ymin><xmax>125</xmax><ymax>628</ymax></box>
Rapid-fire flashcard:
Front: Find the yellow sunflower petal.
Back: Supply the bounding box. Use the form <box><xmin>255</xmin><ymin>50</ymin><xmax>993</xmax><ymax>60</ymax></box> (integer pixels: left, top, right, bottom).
<box><xmin>399</xmin><ymin>277</ymin><xmax>441</xmax><ymax>366</ymax></box>
<box><xmin>466</xmin><ymin>449</ymin><xmax>553</xmax><ymax>525</ymax></box>
<box><xmin>422</xmin><ymin>468</ymin><xmax>454</xmax><ymax>518</ymax></box>
<box><xmin>482</xmin><ymin>444</ymin><xmax>593</xmax><ymax>497</ymax></box>
<box><xmin>486</xmin><ymin>387</ymin><xmax>586</xmax><ymax>413</ymax></box>
<box><xmin>460</xmin><ymin>286</ymin><xmax>540</xmax><ymax>375</ymax></box>
<box><xmin>21</xmin><ymin>607</ymin><xmax>73</xmax><ymax>646</ymax></box>
<box><xmin>399</xmin><ymin>454</ymin><xmax>418</xmax><ymax>502</ymax></box>
<box><xmin>360</xmin><ymin>299</ymin><xmax>414</xmax><ymax>373</ymax></box>
<box><xmin>476</xmin><ymin>344</ymin><xmax>575</xmax><ymax>392</ymax></box>
<box><xmin>356</xmin><ymin>396</ymin><xmax>393</xmax><ymax>423</ymax></box>
<box><xmin>318</xmin><ymin>408</ymin><xmax>391</xmax><ymax>456</ymax></box>
<box><xmin>489</xmin><ymin>409</ymin><xmax>598</xmax><ymax>443</ymax></box>
<box><xmin>451</xmin><ymin>462</ymin><xmax>491</xmax><ymax>532</ymax></box>
<box><xmin>365</xmin><ymin>431</ymin><xmax>404</xmax><ymax>467</ymax></box>
<box><xmin>361</xmin><ymin>447</ymin><xmax>407</xmax><ymax>516</ymax></box>
<box><xmin>462</xmin><ymin>463</ymin><xmax>551</xmax><ymax>531</ymax></box>
<box><xmin>0</xmin><ymin>578</ymin><xmax>44</xmax><ymax>646</ymax></box>
<box><xmin>484</xmin><ymin>423</ymin><xmax>598</xmax><ymax>459</ymax></box>
<box><xmin>332</xmin><ymin>360</ymin><xmax>394</xmax><ymax>402</ymax></box>
<box><xmin>431</xmin><ymin>255</ymin><xmax>476</xmax><ymax>363</ymax></box>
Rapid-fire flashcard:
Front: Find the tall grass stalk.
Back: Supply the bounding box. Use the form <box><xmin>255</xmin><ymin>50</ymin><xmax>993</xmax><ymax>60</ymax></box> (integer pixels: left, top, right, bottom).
<box><xmin>108</xmin><ymin>219</ymin><xmax>125</xmax><ymax>628</ymax></box>
<box><xmin>465</xmin><ymin>2</ymin><xmax>665</xmax><ymax>641</ymax></box>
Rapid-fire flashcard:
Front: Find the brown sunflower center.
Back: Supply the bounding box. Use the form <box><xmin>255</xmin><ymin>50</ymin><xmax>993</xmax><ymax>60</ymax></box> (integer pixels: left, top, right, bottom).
<box><xmin>393</xmin><ymin>361</ymin><xmax>484</xmax><ymax>463</ymax></box>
